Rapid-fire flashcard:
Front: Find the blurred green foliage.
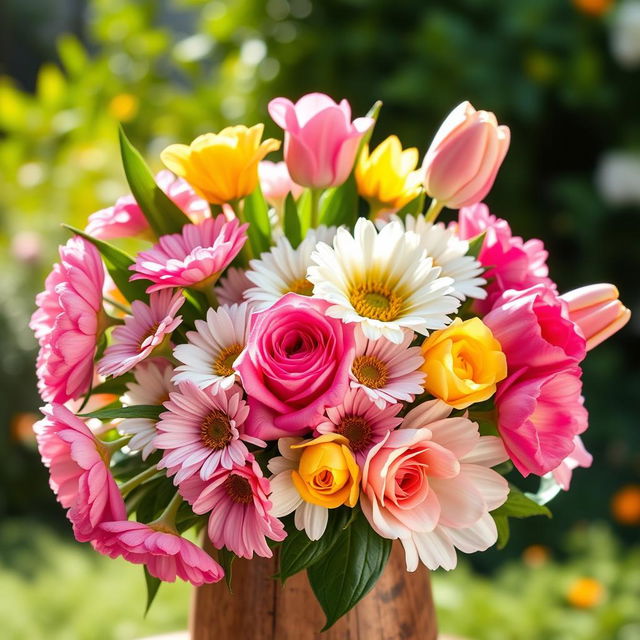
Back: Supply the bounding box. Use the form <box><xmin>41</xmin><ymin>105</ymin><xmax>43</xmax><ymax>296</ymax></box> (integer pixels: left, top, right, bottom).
<box><xmin>1</xmin><ymin>0</ymin><xmax>638</xmax><ymax>553</ymax></box>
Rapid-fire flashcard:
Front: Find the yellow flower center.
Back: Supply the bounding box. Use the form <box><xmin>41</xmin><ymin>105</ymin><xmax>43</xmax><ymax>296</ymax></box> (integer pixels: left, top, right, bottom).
<box><xmin>200</xmin><ymin>410</ymin><xmax>232</xmax><ymax>450</ymax></box>
<box><xmin>336</xmin><ymin>416</ymin><xmax>372</xmax><ymax>453</ymax></box>
<box><xmin>213</xmin><ymin>344</ymin><xmax>243</xmax><ymax>377</ymax></box>
<box><xmin>352</xmin><ymin>355</ymin><xmax>389</xmax><ymax>389</ymax></box>
<box><xmin>350</xmin><ymin>282</ymin><xmax>403</xmax><ymax>322</ymax></box>
<box><xmin>224</xmin><ymin>473</ymin><xmax>254</xmax><ymax>504</ymax></box>
<box><xmin>287</xmin><ymin>277</ymin><xmax>314</xmax><ymax>297</ymax></box>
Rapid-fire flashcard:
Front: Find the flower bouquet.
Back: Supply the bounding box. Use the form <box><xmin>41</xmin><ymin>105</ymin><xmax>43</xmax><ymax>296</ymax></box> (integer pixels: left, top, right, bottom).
<box><xmin>30</xmin><ymin>93</ymin><xmax>630</xmax><ymax>632</ymax></box>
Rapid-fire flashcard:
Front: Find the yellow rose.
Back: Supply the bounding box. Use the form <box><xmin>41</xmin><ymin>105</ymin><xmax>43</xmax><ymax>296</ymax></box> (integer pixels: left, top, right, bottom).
<box><xmin>420</xmin><ymin>317</ymin><xmax>507</xmax><ymax>409</ymax></box>
<box><xmin>290</xmin><ymin>434</ymin><xmax>360</xmax><ymax>509</ymax></box>
<box><xmin>160</xmin><ymin>124</ymin><xmax>280</xmax><ymax>204</ymax></box>
<box><xmin>355</xmin><ymin>135</ymin><xmax>422</xmax><ymax>213</ymax></box>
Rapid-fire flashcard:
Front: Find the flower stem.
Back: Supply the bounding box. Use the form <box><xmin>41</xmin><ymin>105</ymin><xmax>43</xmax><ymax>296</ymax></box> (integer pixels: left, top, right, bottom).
<box><xmin>102</xmin><ymin>435</ymin><xmax>132</xmax><ymax>455</ymax></box>
<box><xmin>310</xmin><ymin>188</ymin><xmax>322</xmax><ymax>229</ymax></box>
<box><xmin>119</xmin><ymin>465</ymin><xmax>161</xmax><ymax>498</ymax></box>
<box><xmin>228</xmin><ymin>198</ymin><xmax>254</xmax><ymax>263</ymax></box>
<box><xmin>424</xmin><ymin>198</ymin><xmax>445</xmax><ymax>223</ymax></box>
<box><xmin>149</xmin><ymin>491</ymin><xmax>184</xmax><ymax>532</ymax></box>
<box><xmin>103</xmin><ymin>296</ymin><xmax>131</xmax><ymax>315</ymax></box>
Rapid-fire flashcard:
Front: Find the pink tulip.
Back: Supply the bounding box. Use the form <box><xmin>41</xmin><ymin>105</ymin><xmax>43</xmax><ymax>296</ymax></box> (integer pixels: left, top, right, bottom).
<box><xmin>560</xmin><ymin>284</ymin><xmax>631</xmax><ymax>351</ymax></box>
<box><xmin>268</xmin><ymin>92</ymin><xmax>374</xmax><ymax>189</ymax></box>
<box><xmin>423</xmin><ymin>102</ymin><xmax>510</xmax><ymax>209</ymax></box>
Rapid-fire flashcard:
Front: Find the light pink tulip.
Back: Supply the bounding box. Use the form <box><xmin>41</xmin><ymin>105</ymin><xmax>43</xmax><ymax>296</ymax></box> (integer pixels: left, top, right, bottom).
<box><xmin>560</xmin><ymin>284</ymin><xmax>631</xmax><ymax>351</ymax></box>
<box><xmin>258</xmin><ymin>161</ymin><xmax>303</xmax><ymax>210</ymax></box>
<box><xmin>268</xmin><ymin>92</ymin><xmax>374</xmax><ymax>189</ymax></box>
<box><xmin>423</xmin><ymin>102</ymin><xmax>510</xmax><ymax>209</ymax></box>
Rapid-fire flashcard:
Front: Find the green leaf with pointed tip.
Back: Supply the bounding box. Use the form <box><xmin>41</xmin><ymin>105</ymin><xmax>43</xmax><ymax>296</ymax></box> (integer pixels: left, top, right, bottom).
<box><xmin>467</xmin><ymin>231</ymin><xmax>486</xmax><ymax>260</ymax></box>
<box><xmin>242</xmin><ymin>186</ymin><xmax>271</xmax><ymax>256</ymax></box>
<box><xmin>355</xmin><ymin>100</ymin><xmax>383</xmax><ymax>158</ymax></box>
<box><xmin>283</xmin><ymin>192</ymin><xmax>302</xmax><ymax>248</ymax></box>
<box><xmin>319</xmin><ymin>173</ymin><xmax>358</xmax><ymax>228</ymax></box>
<box><xmin>278</xmin><ymin>508</ymin><xmax>350</xmax><ymax>583</ymax></box>
<box><xmin>63</xmin><ymin>225</ymin><xmax>148</xmax><ymax>303</ymax></box>
<box><xmin>143</xmin><ymin>567</ymin><xmax>162</xmax><ymax>616</ymax></box>
<box><xmin>395</xmin><ymin>191</ymin><xmax>426</xmax><ymax>220</ymax></box>
<box><xmin>218</xmin><ymin>547</ymin><xmax>236</xmax><ymax>591</ymax></box>
<box><xmin>90</xmin><ymin>373</ymin><xmax>134</xmax><ymax>396</ymax></box>
<box><xmin>307</xmin><ymin>509</ymin><xmax>391</xmax><ymax>631</ymax></box>
<box><xmin>119</xmin><ymin>126</ymin><xmax>191</xmax><ymax>237</ymax></box>
<box><xmin>79</xmin><ymin>405</ymin><xmax>163</xmax><ymax>420</ymax></box>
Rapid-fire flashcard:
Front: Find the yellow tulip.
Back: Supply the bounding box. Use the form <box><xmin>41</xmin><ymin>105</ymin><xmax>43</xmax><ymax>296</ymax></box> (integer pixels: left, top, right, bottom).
<box><xmin>420</xmin><ymin>317</ymin><xmax>507</xmax><ymax>409</ymax></box>
<box><xmin>160</xmin><ymin>124</ymin><xmax>280</xmax><ymax>204</ymax></box>
<box><xmin>290</xmin><ymin>434</ymin><xmax>360</xmax><ymax>509</ymax></box>
<box><xmin>355</xmin><ymin>135</ymin><xmax>422</xmax><ymax>213</ymax></box>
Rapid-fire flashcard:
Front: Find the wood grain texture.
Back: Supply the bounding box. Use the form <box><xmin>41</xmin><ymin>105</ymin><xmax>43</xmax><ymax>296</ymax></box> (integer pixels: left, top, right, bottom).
<box><xmin>190</xmin><ymin>540</ymin><xmax>437</xmax><ymax>640</ymax></box>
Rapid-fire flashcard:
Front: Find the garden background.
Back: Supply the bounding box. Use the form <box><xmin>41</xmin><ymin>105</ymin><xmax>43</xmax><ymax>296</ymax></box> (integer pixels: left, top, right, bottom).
<box><xmin>1</xmin><ymin>1</ymin><xmax>639</xmax><ymax>638</ymax></box>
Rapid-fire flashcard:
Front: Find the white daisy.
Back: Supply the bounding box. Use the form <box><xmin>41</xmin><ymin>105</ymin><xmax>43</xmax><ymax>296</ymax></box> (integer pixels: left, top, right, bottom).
<box><xmin>214</xmin><ymin>267</ymin><xmax>253</xmax><ymax>306</ymax></box>
<box><xmin>172</xmin><ymin>302</ymin><xmax>252</xmax><ymax>390</ymax></box>
<box><xmin>397</xmin><ymin>213</ymin><xmax>487</xmax><ymax>300</ymax></box>
<box><xmin>349</xmin><ymin>326</ymin><xmax>425</xmax><ymax>408</ymax></box>
<box><xmin>267</xmin><ymin>437</ymin><xmax>330</xmax><ymax>541</ymax></box>
<box><xmin>244</xmin><ymin>226</ymin><xmax>337</xmax><ymax>310</ymax></box>
<box><xmin>118</xmin><ymin>358</ymin><xmax>176</xmax><ymax>460</ymax></box>
<box><xmin>308</xmin><ymin>217</ymin><xmax>460</xmax><ymax>343</ymax></box>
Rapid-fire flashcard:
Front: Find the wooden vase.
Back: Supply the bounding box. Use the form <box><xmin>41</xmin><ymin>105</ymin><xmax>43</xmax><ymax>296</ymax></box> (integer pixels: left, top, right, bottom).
<box><xmin>190</xmin><ymin>540</ymin><xmax>438</xmax><ymax>640</ymax></box>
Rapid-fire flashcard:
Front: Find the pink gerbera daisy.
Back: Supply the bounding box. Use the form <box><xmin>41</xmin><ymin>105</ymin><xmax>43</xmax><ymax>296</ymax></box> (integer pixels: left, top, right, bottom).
<box><xmin>315</xmin><ymin>387</ymin><xmax>403</xmax><ymax>463</ymax></box>
<box><xmin>179</xmin><ymin>457</ymin><xmax>286</xmax><ymax>559</ymax></box>
<box><xmin>155</xmin><ymin>381</ymin><xmax>262</xmax><ymax>484</ymax></box>
<box><xmin>349</xmin><ymin>327</ymin><xmax>426</xmax><ymax>408</ymax></box>
<box><xmin>98</xmin><ymin>290</ymin><xmax>184</xmax><ymax>378</ymax></box>
<box><xmin>130</xmin><ymin>216</ymin><xmax>248</xmax><ymax>293</ymax></box>
<box><xmin>34</xmin><ymin>403</ymin><xmax>126</xmax><ymax>542</ymax></box>
<box><xmin>30</xmin><ymin>237</ymin><xmax>106</xmax><ymax>403</ymax></box>
<box><xmin>214</xmin><ymin>267</ymin><xmax>254</xmax><ymax>306</ymax></box>
<box><xmin>94</xmin><ymin>520</ymin><xmax>223</xmax><ymax>586</ymax></box>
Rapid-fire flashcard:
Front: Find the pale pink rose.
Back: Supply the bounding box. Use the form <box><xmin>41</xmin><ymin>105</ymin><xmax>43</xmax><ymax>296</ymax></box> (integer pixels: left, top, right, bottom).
<box><xmin>422</xmin><ymin>101</ymin><xmax>510</xmax><ymax>209</ymax></box>
<box><xmin>85</xmin><ymin>170</ymin><xmax>209</xmax><ymax>239</ymax></box>
<box><xmin>484</xmin><ymin>285</ymin><xmax>586</xmax><ymax>375</ymax></box>
<box><xmin>268</xmin><ymin>92</ymin><xmax>374</xmax><ymax>189</ymax></box>
<box><xmin>258</xmin><ymin>161</ymin><xmax>303</xmax><ymax>210</ymax></box>
<box><xmin>361</xmin><ymin>401</ymin><xmax>509</xmax><ymax>571</ymax></box>
<box><xmin>130</xmin><ymin>216</ymin><xmax>247</xmax><ymax>293</ymax></box>
<box><xmin>94</xmin><ymin>521</ymin><xmax>223</xmax><ymax>586</ymax></box>
<box><xmin>34</xmin><ymin>404</ymin><xmax>126</xmax><ymax>542</ymax></box>
<box><xmin>495</xmin><ymin>367</ymin><xmax>588</xmax><ymax>477</ymax></box>
<box><xmin>456</xmin><ymin>203</ymin><xmax>556</xmax><ymax>313</ymax></box>
<box><xmin>31</xmin><ymin>237</ymin><xmax>106</xmax><ymax>403</ymax></box>
<box><xmin>179</xmin><ymin>457</ymin><xmax>286</xmax><ymax>559</ymax></box>
<box><xmin>235</xmin><ymin>293</ymin><xmax>356</xmax><ymax>440</ymax></box>
<box><xmin>551</xmin><ymin>436</ymin><xmax>592</xmax><ymax>491</ymax></box>
<box><xmin>560</xmin><ymin>283</ymin><xmax>631</xmax><ymax>351</ymax></box>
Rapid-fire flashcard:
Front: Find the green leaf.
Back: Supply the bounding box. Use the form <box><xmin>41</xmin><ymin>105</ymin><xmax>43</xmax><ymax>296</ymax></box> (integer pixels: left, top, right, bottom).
<box><xmin>283</xmin><ymin>193</ymin><xmax>302</xmax><ymax>248</ymax></box>
<box><xmin>90</xmin><ymin>373</ymin><xmax>134</xmax><ymax>396</ymax></box>
<box><xmin>143</xmin><ymin>567</ymin><xmax>162</xmax><ymax>616</ymax></box>
<box><xmin>119</xmin><ymin>126</ymin><xmax>191</xmax><ymax>237</ymax></box>
<box><xmin>356</xmin><ymin>100</ymin><xmax>383</xmax><ymax>158</ymax></box>
<box><xmin>319</xmin><ymin>173</ymin><xmax>358</xmax><ymax>228</ymax></box>
<box><xmin>395</xmin><ymin>191</ymin><xmax>426</xmax><ymax>220</ymax></box>
<box><xmin>297</xmin><ymin>190</ymin><xmax>313</xmax><ymax>235</ymax></box>
<box><xmin>467</xmin><ymin>231</ymin><xmax>486</xmax><ymax>260</ymax></box>
<box><xmin>62</xmin><ymin>225</ymin><xmax>148</xmax><ymax>303</ymax></box>
<box><xmin>242</xmin><ymin>186</ymin><xmax>271</xmax><ymax>256</ymax></box>
<box><xmin>218</xmin><ymin>547</ymin><xmax>236</xmax><ymax>591</ymax></box>
<box><xmin>307</xmin><ymin>509</ymin><xmax>391</xmax><ymax>631</ymax></box>
<box><xmin>491</xmin><ymin>485</ymin><xmax>552</xmax><ymax>550</ymax></box>
<box><xmin>79</xmin><ymin>405</ymin><xmax>163</xmax><ymax>420</ymax></box>
<box><xmin>278</xmin><ymin>508</ymin><xmax>350</xmax><ymax>583</ymax></box>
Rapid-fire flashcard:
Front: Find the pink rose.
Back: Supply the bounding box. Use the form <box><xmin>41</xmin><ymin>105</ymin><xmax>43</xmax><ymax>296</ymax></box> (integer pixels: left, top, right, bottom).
<box><xmin>495</xmin><ymin>367</ymin><xmax>588</xmax><ymax>477</ymax></box>
<box><xmin>422</xmin><ymin>101</ymin><xmax>510</xmax><ymax>209</ymax></box>
<box><xmin>361</xmin><ymin>401</ymin><xmax>509</xmax><ymax>571</ymax></box>
<box><xmin>456</xmin><ymin>203</ymin><xmax>555</xmax><ymax>313</ymax></box>
<box><xmin>268</xmin><ymin>92</ymin><xmax>374</xmax><ymax>189</ymax></box>
<box><xmin>235</xmin><ymin>293</ymin><xmax>356</xmax><ymax>440</ymax></box>
<box><xmin>484</xmin><ymin>285</ymin><xmax>586</xmax><ymax>375</ymax></box>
